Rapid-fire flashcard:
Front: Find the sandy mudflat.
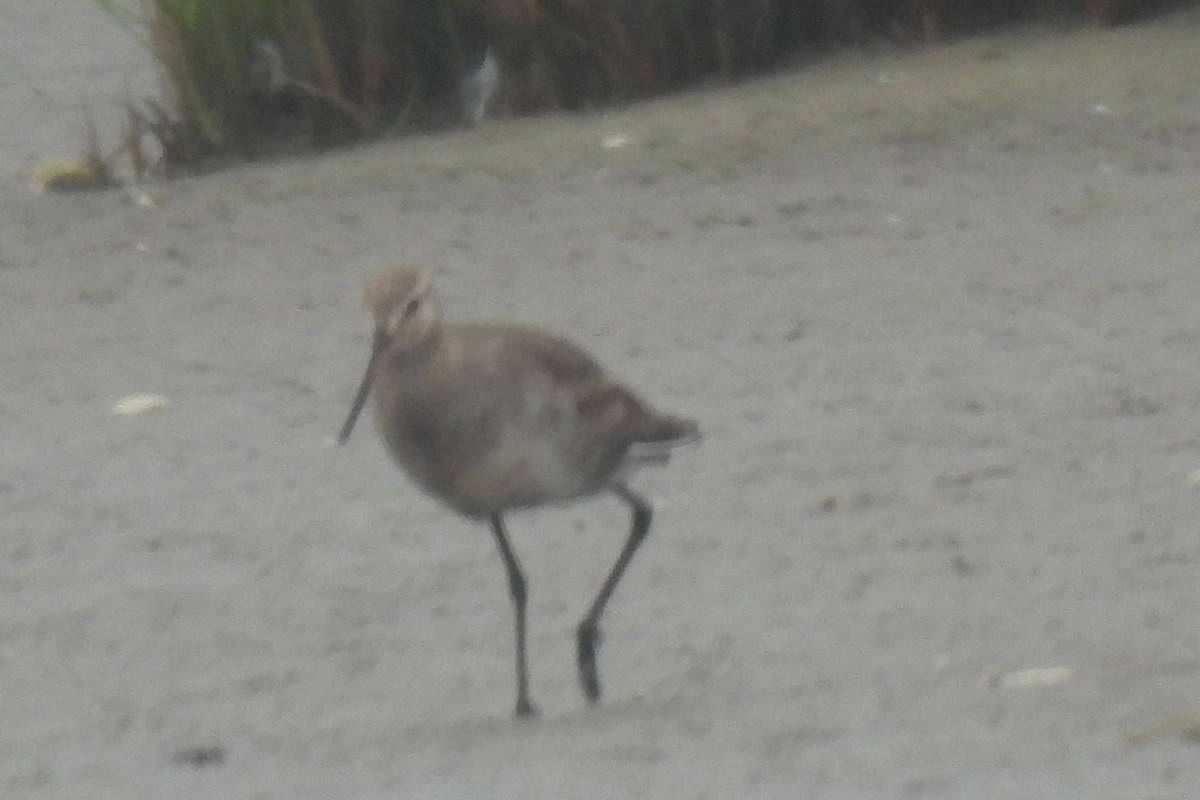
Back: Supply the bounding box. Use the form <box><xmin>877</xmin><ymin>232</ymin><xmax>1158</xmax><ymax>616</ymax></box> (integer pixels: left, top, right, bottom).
<box><xmin>3</xmin><ymin>2</ymin><xmax>1200</xmax><ymax>798</ymax></box>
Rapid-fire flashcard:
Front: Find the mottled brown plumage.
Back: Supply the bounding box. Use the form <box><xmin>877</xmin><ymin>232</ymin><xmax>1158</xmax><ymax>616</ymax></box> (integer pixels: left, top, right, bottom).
<box><xmin>338</xmin><ymin>265</ymin><xmax>698</xmax><ymax>718</ymax></box>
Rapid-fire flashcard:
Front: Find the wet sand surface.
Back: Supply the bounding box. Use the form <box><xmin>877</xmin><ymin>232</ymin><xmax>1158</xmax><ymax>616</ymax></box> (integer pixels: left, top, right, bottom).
<box><xmin>3</xmin><ymin>2</ymin><xmax>1200</xmax><ymax>797</ymax></box>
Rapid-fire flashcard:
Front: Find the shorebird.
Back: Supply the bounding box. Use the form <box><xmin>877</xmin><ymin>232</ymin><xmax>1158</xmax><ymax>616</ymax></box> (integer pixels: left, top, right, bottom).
<box><xmin>338</xmin><ymin>265</ymin><xmax>698</xmax><ymax>718</ymax></box>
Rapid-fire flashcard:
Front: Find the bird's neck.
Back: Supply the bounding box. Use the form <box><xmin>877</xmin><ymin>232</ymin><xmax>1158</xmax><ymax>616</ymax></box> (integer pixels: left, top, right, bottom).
<box><xmin>388</xmin><ymin>322</ymin><xmax>443</xmax><ymax>367</ymax></box>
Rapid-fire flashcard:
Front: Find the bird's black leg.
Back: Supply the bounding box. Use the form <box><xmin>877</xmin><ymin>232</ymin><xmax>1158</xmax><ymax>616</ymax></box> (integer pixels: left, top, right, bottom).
<box><xmin>489</xmin><ymin>514</ymin><xmax>537</xmax><ymax>718</ymax></box>
<box><xmin>577</xmin><ymin>483</ymin><xmax>652</xmax><ymax>705</ymax></box>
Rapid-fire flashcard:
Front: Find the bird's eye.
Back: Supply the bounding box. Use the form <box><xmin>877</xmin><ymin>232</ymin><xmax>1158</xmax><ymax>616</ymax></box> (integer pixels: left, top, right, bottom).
<box><xmin>403</xmin><ymin>297</ymin><xmax>421</xmax><ymax>317</ymax></box>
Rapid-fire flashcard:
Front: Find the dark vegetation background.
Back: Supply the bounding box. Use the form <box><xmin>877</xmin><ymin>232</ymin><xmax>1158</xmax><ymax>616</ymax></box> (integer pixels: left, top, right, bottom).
<box><xmin>99</xmin><ymin>0</ymin><xmax>1189</xmax><ymax>170</ymax></box>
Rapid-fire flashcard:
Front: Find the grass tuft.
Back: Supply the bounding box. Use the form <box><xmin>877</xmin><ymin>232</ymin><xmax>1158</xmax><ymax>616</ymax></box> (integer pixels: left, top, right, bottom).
<box><xmin>91</xmin><ymin>0</ymin><xmax>1183</xmax><ymax>172</ymax></box>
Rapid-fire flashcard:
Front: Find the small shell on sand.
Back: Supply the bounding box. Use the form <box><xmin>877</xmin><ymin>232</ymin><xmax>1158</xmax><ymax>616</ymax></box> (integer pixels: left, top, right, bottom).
<box><xmin>112</xmin><ymin>394</ymin><xmax>170</xmax><ymax>415</ymax></box>
<box><xmin>987</xmin><ymin>665</ymin><xmax>1073</xmax><ymax>690</ymax></box>
<box><xmin>29</xmin><ymin>159</ymin><xmax>111</xmax><ymax>193</ymax></box>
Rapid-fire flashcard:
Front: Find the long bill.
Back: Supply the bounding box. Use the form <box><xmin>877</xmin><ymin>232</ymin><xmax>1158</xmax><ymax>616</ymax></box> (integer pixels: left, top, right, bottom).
<box><xmin>337</xmin><ymin>329</ymin><xmax>387</xmax><ymax>445</ymax></box>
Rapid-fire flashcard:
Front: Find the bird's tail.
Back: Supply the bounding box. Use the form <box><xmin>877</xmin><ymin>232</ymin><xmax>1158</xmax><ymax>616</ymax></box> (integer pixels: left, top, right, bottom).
<box><xmin>628</xmin><ymin>413</ymin><xmax>700</xmax><ymax>465</ymax></box>
<box><xmin>637</xmin><ymin>413</ymin><xmax>700</xmax><ymax>445</ymax></box>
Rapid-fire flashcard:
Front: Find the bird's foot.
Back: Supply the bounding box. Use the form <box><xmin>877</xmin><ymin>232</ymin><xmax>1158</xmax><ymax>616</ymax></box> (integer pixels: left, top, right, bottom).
<box><xmin>515</xmin><ymin>696</ymin><xmax>539</xmax><ymax>719</ymax></box>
